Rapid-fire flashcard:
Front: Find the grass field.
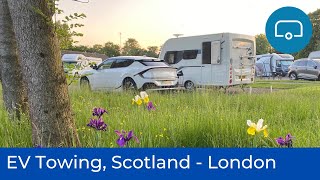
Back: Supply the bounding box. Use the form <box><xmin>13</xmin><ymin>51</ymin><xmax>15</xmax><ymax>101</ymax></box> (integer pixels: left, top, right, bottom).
<box><xmin>248</xmin><ymin>79</ymin><xmax>320</xmax><ymax>89</ymax></box>
<box><xmin>1</xmin><ymin>79</ymin><xmax>320</xmax><ymax>148</ymax></box>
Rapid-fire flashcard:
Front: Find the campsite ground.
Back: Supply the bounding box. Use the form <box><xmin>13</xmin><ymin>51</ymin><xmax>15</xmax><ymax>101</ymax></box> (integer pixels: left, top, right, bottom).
<box><xmin>1</xmin><ymin>79</ymin><xmax>320</xmax><ymax>148</ymax></box>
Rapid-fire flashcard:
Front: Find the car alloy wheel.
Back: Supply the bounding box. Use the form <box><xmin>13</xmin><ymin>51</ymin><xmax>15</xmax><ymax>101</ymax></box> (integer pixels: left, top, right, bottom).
<box><xmin>123</xmin><ymin>78</ymin><xmax>137</xmax><ymax>91</ymax></box>
<box><xmin>289</xmin><ymin>73</ymin><xmax>297</xmax><ymax>80</ymax></box>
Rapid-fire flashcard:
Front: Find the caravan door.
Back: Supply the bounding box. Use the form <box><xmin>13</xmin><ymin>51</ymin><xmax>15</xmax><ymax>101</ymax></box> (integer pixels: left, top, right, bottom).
<box><xmin>201</xmin><ymin>41</ymin><xmax>221</xmax><ymax>85</ymax></box>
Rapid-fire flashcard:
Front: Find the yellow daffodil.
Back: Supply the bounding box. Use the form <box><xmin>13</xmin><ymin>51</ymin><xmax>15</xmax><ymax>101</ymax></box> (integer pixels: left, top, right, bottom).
<box><xmin>132</xmin><ymin>95</ymin><xmax>143</xmax><ymax>106</ymax></box>
<box><xmin>247</xmin><ymin>119</ymin><xmax>268</xmax><ymax>137</ymax></box>
<box><xmin>140</xmin><ymin>91</ymin><xmax>149</xmax><ymax>103</ymax></box>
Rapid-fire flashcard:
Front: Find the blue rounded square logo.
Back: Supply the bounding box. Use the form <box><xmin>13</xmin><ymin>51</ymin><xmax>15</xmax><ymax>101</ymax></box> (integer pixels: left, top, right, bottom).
<box><xmin>266</xmin><ymin>6</ymin><xmax>312</xmax><ymax>54</ymax></box>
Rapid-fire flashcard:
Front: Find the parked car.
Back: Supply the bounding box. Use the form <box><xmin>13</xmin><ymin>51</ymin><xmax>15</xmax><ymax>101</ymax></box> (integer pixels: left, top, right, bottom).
<box><xmin>79</xmin><ymin>56</ymin><xmax>178</xmax><ymax>91</ymax></box>
<box><xmin>288</xmin><ymin>59</ymin><xmax>320</xmax><ymax>80</ymax></box>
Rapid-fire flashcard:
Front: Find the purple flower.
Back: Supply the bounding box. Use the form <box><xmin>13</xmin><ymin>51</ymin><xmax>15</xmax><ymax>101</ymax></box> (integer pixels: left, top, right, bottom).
<box><xmin>87</xmin><ymin>118</ymin><xmax>107</xmax><ymax>131</ymax></box>
<box><xmin>115</xmin><ymin>130</ymin><xmax>140</xmax><ymax>147</ymax></box>
<box><xmin>92</xmin><ymin>108</ymin><xmax>108</xmax><ymax>118</ymax></box>
<box><xmin>147</xmin><ymin>101</ymin><xmax>156</xmax><ymax>111</ymax></box>
<box><xmin>285</xmin><ymin>133</ymin><xmax>293</xmax><ymax>148</ymax></box>
<box><xmin>275</xmin><ymin>133</ymin><xmax>294</xmax><ymax>148</ymax></box>
<box><xmin>275</xmin><ymin>137</ymin><xmax>286</xmax><ymax>146</ymax></box>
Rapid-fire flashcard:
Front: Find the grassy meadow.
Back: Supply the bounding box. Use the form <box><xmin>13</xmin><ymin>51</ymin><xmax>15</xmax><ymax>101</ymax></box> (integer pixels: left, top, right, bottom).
<box><xmin>1</xmin><ymin>79</ymin><xmax>320</xmax><ymax>148</ymax></box>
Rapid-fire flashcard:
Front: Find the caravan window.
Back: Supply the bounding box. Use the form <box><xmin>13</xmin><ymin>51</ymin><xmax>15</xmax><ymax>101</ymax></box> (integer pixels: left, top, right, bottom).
<box><xmin>164</xmin><ymin>51</ymin><xmax>183</xmax><ymax>64</ymax></box>
<box><xmin>183</xmin><ymin>50</ymin><xmax>198</xmax><ymax>59</ymax></box>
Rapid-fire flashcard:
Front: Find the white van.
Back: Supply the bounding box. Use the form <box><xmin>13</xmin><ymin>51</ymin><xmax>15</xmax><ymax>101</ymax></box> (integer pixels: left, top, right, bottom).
<box><xmin>62</xmin><ymin>54</ymin><xmax>102</xmax><ymax>75</ymax></box>
<box><xmin>159</xmin><ymin>33</ymin><xmax>256</xmax><ymax>89</ymax></box>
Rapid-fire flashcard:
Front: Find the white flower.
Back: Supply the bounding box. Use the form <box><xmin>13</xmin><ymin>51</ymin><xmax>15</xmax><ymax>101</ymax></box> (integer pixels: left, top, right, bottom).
<box><xmin>247</xmin><ymin>119</ymin><xmax>268</xmax><ymax>137</ymax></box>
<box><xmin>140</xmin><ymin>91</ymin><xmax>148</xmax><ymax>99</ymax></box>
<box><xmin>134</xmin><ymin>95</ymin><xmax>141</xmax><ymax>101</ymax></box>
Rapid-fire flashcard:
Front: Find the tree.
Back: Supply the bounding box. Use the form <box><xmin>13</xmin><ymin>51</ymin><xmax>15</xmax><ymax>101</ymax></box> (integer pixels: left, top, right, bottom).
<box><xmin>101</xmin><ymin>42</ymin><xmax>120</xmax><ymax>57</ymax></box>
<box><xmin>145</xmin><ymin>46</ymin><xmax>159</xmax><ymax>57</ymax></box>
<box><xmin>296</xmin><ymin>9</ymin><xmax>320</xmax><ymax>59</ymax></box>
<box><xmin>255</xmin><ymin>34</ymin><xmax>274</xmax><ymax>55</ymax></box>
<box><xmin>7</xmin><ymin>0</ymin><xmax>79</xmax><ymax>147</ymax></box>
<box><xmin>55</xmin><ymin>21</ymin><xmax>74</xmax><ymax>50</ymax></box>
<box><xmin>92</xmin><ymin>44</ymin><xmax>103</xmax><ymax>52</ymax></box>
<box><xmin>54</xmin><ymin>3</ymin><xmax>86</xmax><ymax>50</ymax></box>
<box><xmin>0</xmin><ymin>0</ymin><xmax>28</xmax><ymax>120</ymax></box>
<box><xmin>69</xmin><ymin>45</ymin><xmax>91</xmax><ymax>52</ymax></box>
<box><xmin>122</xmin><ymin>38</ymin><xmax>144</xmax><ymax>56</ymax></box>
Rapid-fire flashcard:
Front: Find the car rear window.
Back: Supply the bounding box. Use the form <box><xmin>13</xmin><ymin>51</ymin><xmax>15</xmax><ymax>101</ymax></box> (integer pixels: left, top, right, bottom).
<box><xmin>140</xmin><ymin>61</ymin><xmax>169</xmax><ymax>66</ymax></box>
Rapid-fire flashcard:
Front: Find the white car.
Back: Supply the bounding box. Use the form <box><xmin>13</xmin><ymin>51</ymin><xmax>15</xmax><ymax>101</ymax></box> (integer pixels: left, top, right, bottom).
<box><xmin>79</xmin><ymin>56</ymin><xmax>178</xmax><ymax>91</ymax></box>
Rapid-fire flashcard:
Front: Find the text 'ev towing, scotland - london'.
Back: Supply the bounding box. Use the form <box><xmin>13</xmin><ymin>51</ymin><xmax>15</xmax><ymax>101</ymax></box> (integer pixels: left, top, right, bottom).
<box><xmin>6</xmin><ymin>154</ymin><xmax>276</xmax><ymax>172</ymax></box>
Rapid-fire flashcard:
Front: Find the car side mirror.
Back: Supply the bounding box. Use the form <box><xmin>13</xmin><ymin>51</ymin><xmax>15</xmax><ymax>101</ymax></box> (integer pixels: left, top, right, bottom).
<box><xmin>315</xmin><ymin>65</ymin><xmax>318</xmax><ymax>69</ymax></box>
<box><xmin>91</xmin><ymin>65</ymin><xmax>98</xmax><ymax>70</ymax></box>
<box><xmin>177</xmin><ymin>71</ymin><xmax>183</xmax><ymax>77</ymax></box>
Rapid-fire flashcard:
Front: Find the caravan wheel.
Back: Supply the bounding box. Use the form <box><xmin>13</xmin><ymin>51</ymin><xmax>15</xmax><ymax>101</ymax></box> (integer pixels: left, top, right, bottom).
<box><xmin>184</xmin><ymin>81</ymin><xmax>195</xmax><ymax>90</ymax></box>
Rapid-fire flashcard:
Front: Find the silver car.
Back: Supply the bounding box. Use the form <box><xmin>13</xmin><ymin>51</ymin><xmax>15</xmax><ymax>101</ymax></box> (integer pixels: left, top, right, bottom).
<box><xmin>288</xmin><ymin>59</ymin><xmax>320</xmax><ymax>80</ymax></box>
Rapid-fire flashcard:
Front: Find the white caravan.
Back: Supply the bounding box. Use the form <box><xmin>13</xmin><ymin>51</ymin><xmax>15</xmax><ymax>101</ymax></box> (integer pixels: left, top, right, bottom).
<box><xmin>62</xmin><ymin>54</ymin><xmax>103</xmax><ymax>75</ymax></box>
<box><xmin>159</xmin><ymin>33</ymin><xmax>256</xmax><ymax>89</ymax></box>
<box><xmin>308</xmin><ymin>51</ymin><xmax>320</xmax><ymax>60</ymax></box>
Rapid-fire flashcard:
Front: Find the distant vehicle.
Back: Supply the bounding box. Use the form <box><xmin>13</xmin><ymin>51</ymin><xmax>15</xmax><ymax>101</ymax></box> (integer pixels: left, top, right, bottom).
<box><xmin>159</xmin><ymin>33</ymin><xmax>256</xmax><ymax>90</ymax></box>
<box><xmin>79</xmin><ymin>56</ymin><xmax>178</xmax><ymax>91</ymax></box>
<box><xmin>288</xmin><ymin>58</ymin><xmax>320</xmax><ymax>80</ymax></box>
<box><xmin>308</xmin><ymin>51</ymin><xmax>320</xmax><ymax>60</ymax></box>
<box><xmin>255</xmin><ymin>53</ymin><xmax>294</xmax><ymax>77</ymax></box>
<box><xmin>62</xmin><ymin>54</ymin><xmax>102</xmax><ymax>75</ymax></box>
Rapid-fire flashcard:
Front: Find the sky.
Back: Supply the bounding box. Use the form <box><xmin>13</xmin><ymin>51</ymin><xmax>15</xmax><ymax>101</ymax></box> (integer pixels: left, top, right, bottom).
<box><xmin>57</xmin><ymin>0</ymin><xmax>320</xmax><ymax>48</ymax></box>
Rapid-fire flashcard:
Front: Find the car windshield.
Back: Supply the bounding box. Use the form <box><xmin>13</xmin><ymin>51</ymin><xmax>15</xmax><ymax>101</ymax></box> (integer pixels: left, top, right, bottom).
<box><xmin>280</xmin><ymin>60</ymin><xmax>293</xmax><ymax>65</ymax></box>
<box><xmin>140</xmin><ymin>61</ymin><xmax>169</xmax><ymax>66</ymax></box>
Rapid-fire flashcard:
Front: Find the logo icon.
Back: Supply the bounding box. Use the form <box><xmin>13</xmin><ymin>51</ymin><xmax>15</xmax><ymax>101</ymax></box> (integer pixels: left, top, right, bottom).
<box><xmin>275</xmin><ymin>20</ymin><xmax>303</xmax><ymax>40</ymax></box>
<box><xmin>266</xmin><ymin>7</ymin><xmax>312</xmax><ymax>53</ymax></box>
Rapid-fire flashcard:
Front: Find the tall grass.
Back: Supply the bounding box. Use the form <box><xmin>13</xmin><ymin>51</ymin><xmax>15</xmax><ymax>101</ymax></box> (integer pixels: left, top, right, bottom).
<box><xmin>1</xmin><ymin>84</ymin><xmax>320</xmax><ymax>147</ymax></box>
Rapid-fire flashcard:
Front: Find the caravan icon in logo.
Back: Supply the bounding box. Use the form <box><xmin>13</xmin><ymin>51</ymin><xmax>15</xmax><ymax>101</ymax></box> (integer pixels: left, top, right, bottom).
<box><xmin>266</xmin><ymin>6</ymin><xmax>312</xmax><ymax>53</ymax></box>
<box><xmin>275</xmin><ymin>20</ymin><xmax>303</xmax><ymax>40</ymax></box>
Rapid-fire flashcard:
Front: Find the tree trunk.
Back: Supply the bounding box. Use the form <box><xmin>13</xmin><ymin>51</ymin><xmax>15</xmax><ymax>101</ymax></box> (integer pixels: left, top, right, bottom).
<box><xmin>0</xmin><ymin>0</ymin><xmax>28</xmax><ymax>120</ymax></box>
<box><xmin>7</xmin><ymin>0</ymin><xmax>80</xmax><ymax>147</ymax></box>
